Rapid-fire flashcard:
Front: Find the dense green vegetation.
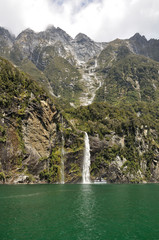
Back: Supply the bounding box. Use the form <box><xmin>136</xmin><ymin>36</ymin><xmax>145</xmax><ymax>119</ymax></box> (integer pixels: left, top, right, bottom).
<box><xmin>44</xmin><ymin>55</ymin><xmax>82</xmax><ymax>102</ymax></box>
<box><xmin>66</xmin><ymin>101</ymin><xmax>159</xmax><ymax>136</ymax></box>
<box><xmin>65</xmin><ymin>101</ymin><xmax>159</xmax><ymax>181</ymax></box>
<box><xmin>0</xmin><ymin>57</ymin><xmax>45</xmax><ymax>109</ymax></box>
<box><xmin>96</xmin><ymin>45</ymin><xmax>159</xmax><ymax>104</ymax></box>
<box><xmin>39</xmin><ymin>148</ymin><xmax>61</xmax><ymax>183</ymax></box>
<box><xmin>0</xmin><ymin>56</ymin><xmax>85</xmax><ymax>183</ymax></box>
<box><xmin>0</xmin><ymin>57</ymin><xmax>49</xmax><ymax>171</ymax></box>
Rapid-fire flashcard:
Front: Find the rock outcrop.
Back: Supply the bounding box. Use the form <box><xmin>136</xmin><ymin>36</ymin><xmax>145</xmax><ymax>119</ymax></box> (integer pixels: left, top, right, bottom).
<box><xmin>129</xmin><ymin>33</ymin><xmax>159</xmax><ymax>62</ymax></box>
<box><xmin>88</xmin><ymin>130</ymin><xmax>159</xmax><ymax>183</ymax></box>
<box><xmin>0</xmin><ymin>57</ymin><xmax>84</xmax><ymax>184</ymax></box>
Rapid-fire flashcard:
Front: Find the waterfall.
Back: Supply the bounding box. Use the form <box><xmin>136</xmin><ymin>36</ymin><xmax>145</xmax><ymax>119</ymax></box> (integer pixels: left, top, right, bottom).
<box><xmin>61</xmin><ymin>117</ymin><xmax>65</xmax><ymax>184</ymax></box>
<box><xmin>95</xmin><ymin>59</ymin><xmax>98</xmax><ymax>68</ymax></box>
<box><xmin>82</xmin><ymin>132</ymin><xmax>91</xmax><ymax>184</ymax></box>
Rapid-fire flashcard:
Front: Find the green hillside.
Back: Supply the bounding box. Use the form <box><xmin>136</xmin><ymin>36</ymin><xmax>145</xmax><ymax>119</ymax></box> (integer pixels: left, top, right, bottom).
<box><xmin>96</xmin><ymin>46</ymin><xmax>159</xmax><ymax>103</ymax></box>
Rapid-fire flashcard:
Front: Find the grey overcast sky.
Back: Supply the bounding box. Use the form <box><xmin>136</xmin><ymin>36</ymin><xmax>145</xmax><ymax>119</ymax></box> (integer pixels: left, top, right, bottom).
<box><xmin>0</xmin><ymin>0</ymin><xmax>159</xmax><ymax>42</ymax></box>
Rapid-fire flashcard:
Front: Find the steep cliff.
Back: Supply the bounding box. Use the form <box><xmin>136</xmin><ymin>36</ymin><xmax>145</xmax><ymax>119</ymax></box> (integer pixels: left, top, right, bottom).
<box><xmin>129</xmin><ymin>33</ymin><xmax>159</xmax><ymax>62</ymax></box>
<box><xmin>0</xmin><ymin>57</ymin><xmax>84</xmax><ymax>184</ymax></box>
<box><xmin>66</xmin><ymin>102</ymin><xmax>159</xmax><ymax>183</ymax></box>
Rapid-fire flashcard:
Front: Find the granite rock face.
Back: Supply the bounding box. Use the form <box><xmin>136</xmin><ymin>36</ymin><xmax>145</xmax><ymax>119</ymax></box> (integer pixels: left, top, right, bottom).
<box><xmin>72</xmin><ymin>33</ymin><xmax>106</xmax><ymax>61</ymax></box>
<box><xmin>0</xmin><ymin>27</ymin><xmax>15</xmax><ymax>57</ymax></box>
<box><xmin>129</xmin><ymin>33</ymin><xmax>159</xmax><ymax>62</ymax></box>
<box><xmin>0</xmin><ymin>57</ymin><xmax>84</xmax><ymax>184</ymax></box>
<box><xmin>2</xmin><ymin>26</ymin><xmax>106</xmax><ymax>65</ymax></box>
<box><xmin>0</xmin><ymin>97</ymin><xmax>84</xmax><ymax>183</ymax></box>
<box><xmin>89</xmin><ymin>131</ymin><xmax>159</xmax><ymax>184</ymax></box>
<box><xmin>1</xmin><ymin>26</ymin><xmax>159</xmax><ymax>66</ymax></box>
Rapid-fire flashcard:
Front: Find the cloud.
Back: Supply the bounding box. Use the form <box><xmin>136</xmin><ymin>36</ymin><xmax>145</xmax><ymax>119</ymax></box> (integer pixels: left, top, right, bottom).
<box><xmin>0</xmin><ymin>0</ymin><xmax>159</xmax><ymax>41</ymax></box>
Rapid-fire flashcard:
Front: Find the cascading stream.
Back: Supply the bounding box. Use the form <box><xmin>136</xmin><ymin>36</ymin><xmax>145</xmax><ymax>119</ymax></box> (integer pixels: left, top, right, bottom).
<box><xmin>82</xmin><ymin>132</ymin><xmax>91</xmax><ymax>184</ymax></box>
<box><xmin>79</xmin><ymin>59</ymin><xmax>102</xmax><ymax>106</ymax></box>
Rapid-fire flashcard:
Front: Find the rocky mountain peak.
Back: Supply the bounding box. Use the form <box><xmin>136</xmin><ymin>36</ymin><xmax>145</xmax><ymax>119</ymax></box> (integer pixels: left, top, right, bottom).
<box><xmin>74</xmin><ymin>33</ymin><xmax>93</xmax><ymax>43</ymax></box>
<box><xmin>128</xmin><ymin>33</ymin><xmax>150</xmax><ymax>57</ymax></box>
<box><xmin>0</xmin><ymin>27</ymin><xmax>15</xmax><ymax>41</ymax></box>
<box><xmin>38</xmin><ymin>25</ymin><xmax>72</xmax><ymax>46</ymax></box>
<box><xmin>72</xmin><ymin>32</ymin><xmax>104</xmax><ymax>61</ymax></box>
<box><xmin>20</xmin><ymin>28</ymin><xmax>35</xmax><ymax>34</ymax></box>
<box><xmin>16</xmin><ymin>28</ymin><xmax>36</xmax><ymax>40</ymax></box>
<box><xmin>0</xmin><ymin>27</ymin><xmax>15</xmax><ymax>51</ymax></box>
<box><xmin>56</xmin><ymin>27</ymin><xmax>73</xmax><ymax>42</ymax></box>
<box><xmin>45</xmin><ymin>25</ymin><xmax>56</xmax><ymax>32</ymax></box>
<box><xmin>130</xmin><ymin>33</ymin><xmax>147</xmax><ymax>43</ymax></box>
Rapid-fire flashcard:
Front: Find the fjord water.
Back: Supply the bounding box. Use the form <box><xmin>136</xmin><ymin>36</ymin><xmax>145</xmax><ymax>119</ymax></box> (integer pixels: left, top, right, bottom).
<box><xmin>1</xmin><ymin>184</ymin><xmax>159</xmax><ymax>240</ymax></box>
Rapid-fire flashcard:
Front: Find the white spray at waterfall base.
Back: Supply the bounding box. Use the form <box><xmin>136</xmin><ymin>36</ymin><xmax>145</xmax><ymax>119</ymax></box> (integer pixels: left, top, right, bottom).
<box><xmin>82</xmin><ymin>132</ymin><xmax>91</xmax><ymax>184</ymax></box>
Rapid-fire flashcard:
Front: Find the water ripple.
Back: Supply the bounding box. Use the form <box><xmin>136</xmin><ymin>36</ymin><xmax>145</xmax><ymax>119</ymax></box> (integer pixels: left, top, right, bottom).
<box><xmin>0</xmin><ymin>192</ymin><xmax>41</xmax><ymax>199</ymax></box>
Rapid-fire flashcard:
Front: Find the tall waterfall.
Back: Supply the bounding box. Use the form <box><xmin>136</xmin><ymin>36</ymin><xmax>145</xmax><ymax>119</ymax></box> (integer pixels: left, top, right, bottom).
<box><xmin>82</xmin><ymin>132</ymin><xmax>91</xmax><ymax>184</ymax></box>
<box><xmin>61</xmin><ymin>117</ymin><xmax>65</xmax><ymax>184</ymax></box>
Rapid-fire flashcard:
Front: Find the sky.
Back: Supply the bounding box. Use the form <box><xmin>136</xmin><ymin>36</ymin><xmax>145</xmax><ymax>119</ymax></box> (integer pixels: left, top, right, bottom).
<box><xmin>0</xmin><ymin>0</ymin><xmax>159</xmax><ymax>42</ymax></box>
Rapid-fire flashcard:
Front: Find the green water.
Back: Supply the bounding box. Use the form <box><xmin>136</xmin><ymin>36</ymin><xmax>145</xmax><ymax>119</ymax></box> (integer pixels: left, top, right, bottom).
<box><xmin>0</xmin><ymin>184</ymin><xmax>159</xmax><ymax>240</ymax></box>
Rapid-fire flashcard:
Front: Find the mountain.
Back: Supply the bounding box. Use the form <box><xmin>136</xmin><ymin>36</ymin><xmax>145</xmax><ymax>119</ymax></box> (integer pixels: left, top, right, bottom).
<box><xmin>0</xmin><ymin>26</ymin><xmax>107</xmax><ymax>106</ymax></box>
<box><xmin>0</xmin><ymin>57</ymin><xmax>84</xmax><ymax>183</ymax></box>
<box><xmin>1</xmin><ymin>26</ymin><xmax>159</xmax><ymax>183</ymax></box>
<box><xmin>96</xmin><ymin>45</ymin><xmax>159</xmax><ymax>103</ymax></box>
<box><xmin>0</xmin><ymin>27</ymin><xmax>15</xmax><ymax>57</ymax></box>
<box><xmin>129</xmin><ymin>33</ymin><xmax>159</xmax><ymax>62</ymax></box>
<box><xmin>1</xmin><ymin>26</ymin><xmax>159</xmax><ymax>106</ymax></box>
<box><xmin>73</xmin><ymin>32</ymin><xmax>105</xmax><ymax>61</ymax></box>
